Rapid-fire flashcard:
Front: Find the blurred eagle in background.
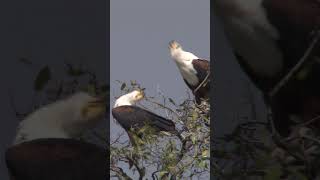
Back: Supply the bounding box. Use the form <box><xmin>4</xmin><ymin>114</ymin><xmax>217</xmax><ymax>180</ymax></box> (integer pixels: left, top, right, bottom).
<box><xmin>6</xmin><ymin>92</ymin><xmax>107</xmax><ymax>180</ymax></box>
<box><xmin>213</xmin><ymin>0</ymin><xmax>320</xmax><ymax>137</ymax></box>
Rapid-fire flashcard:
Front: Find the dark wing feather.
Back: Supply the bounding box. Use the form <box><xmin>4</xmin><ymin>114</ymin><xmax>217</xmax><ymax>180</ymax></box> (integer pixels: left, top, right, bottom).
<box><xmin>5</xmin><ymin>138</ymin><xmax>106</xmax><ymax>180</ymax></box>
<box><xmin>112</xmin><ymin>106</ymin><xmax>176</xmax><ymax>133</ymax></box>
<box><xmin>185</xmin><ymin>59</ymin><xmax>210</xmax><ymax>103</ymax></box>
<box><xmin>192</xmin><ymin>59</ymin><xmax>210</xmax><ymax>83</ymax></box>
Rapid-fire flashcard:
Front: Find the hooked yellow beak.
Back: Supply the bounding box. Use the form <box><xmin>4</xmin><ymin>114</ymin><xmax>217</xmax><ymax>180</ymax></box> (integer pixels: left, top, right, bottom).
<box><xmin>135</xmin><ymin>90</ymin><xmax>145</xmax><ymax>100</ymax></box>
<box><xmin>82</xmin><ymin>95</ymin><xmax>107</xmax><ymax>121</ymax></box>
<box><xmin>168</xmin><ymin>40</ymin><xmax>181</xmax><ymax>50</ymax></box>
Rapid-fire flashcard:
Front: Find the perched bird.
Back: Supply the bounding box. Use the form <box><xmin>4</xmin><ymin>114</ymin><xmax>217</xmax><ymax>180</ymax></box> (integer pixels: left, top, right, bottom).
<box><xmin>6</xmin><ymin>92</ymin><xmax>107</xmax><ymax>180</ymax></box>
<box><xmin>13</xmin><ymin>92</ymin><xmax>106</xmax><ymax>144</ymax></box>
<box><xmin>112</xmin><ymin>90</ymin><xmax>177</xmax><ymax>143</ymax></box>
<box><xmin>213</xmin><ymin>0</ymin><xmax>320</xmax><ymax>136</ymax></box>
<box><xmin>169</xmin><ymin>40</ymin><xmax>210</xmax><ymax>104</ymax></box>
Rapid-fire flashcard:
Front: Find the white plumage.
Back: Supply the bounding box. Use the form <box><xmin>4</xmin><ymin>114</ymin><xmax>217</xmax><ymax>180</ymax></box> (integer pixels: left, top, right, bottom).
<box><xmin>169</xmin><ymin>40</ymin><xmax>200</xmax><ymax>86</ymax></box>
<box><xmin>113</xmin><ymin>90</ymin><xmax>144</xmax><ymax>108</ymax></box>
<box><xmin>13</xmin><ymin>92</ymin><xmax>106</xmax><ymax>145</ymax></box>
<box><xmin>214</xmin><ymin>0</ymin><xmax>283</xmax><ymax>77</ymax></box>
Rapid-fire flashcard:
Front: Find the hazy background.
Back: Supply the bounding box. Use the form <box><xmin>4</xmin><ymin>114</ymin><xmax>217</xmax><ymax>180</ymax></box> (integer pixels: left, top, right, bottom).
<box><xmin>212</xmin><ymin>14</ymin><xmax>268</xmax><ymax>136</ymax></box>
<box><xmin>0</xmin><ymin>1</ymin><xmax>107</xmax><ymax>179</ymax></box>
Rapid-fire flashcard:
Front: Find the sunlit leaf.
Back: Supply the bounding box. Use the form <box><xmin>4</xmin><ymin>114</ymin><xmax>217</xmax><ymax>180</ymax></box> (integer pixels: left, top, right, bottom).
<box><xmin>202</xmin><ymin>150</ymin><xmax>209</xmax><ymax>158</ymax></box>
<box><xmin>130</xmin><ymin>80</ymin><xmax>137</xmax><ymax>86</ymax></box>
<box><xmin>159</xmin><ymin>171</ymin><xmax>169</xmax><ymax>179</ymax></box>
<box><xmin>34</xmin><ymin>66</ymin><xmax>51</xmax><ymax>91</ymax></box>
<box><xmin>198</xmin><ymin>160</ymin><xmax>206</xmax><ymax>168</ymax></box>
<box><xmin>192</xmin><ymin>111</ymin><xmax>198</xmax><ymax>120</ymax></box>
<box><xmin>191</xmin><ymin>135</ymin><xmax>197</xmax><ymax>144</ymax></box>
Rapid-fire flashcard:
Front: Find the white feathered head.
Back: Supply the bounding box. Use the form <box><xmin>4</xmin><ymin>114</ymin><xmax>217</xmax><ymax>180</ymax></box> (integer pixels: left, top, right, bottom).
<box><xmin>14</xmin><ymin>92</ymin><xmax>106</xmax><ymax>144</ymax></box>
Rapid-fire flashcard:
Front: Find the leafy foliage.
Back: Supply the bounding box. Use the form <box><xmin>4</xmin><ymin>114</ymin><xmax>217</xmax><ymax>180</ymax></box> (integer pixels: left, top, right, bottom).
<box><xmin>211</xmin><ymin>106</ymin><xmax>320</xmax><ymax>179</ymax></box>
<box><xmin>110</xmin><ymin>81</ymin><xmax>210</xmax><ymax>179</ymax></box>
<box><xmin>14</xmin><ymin>59</ymin><xmax>108</xmax><ymax>145</ymax></box>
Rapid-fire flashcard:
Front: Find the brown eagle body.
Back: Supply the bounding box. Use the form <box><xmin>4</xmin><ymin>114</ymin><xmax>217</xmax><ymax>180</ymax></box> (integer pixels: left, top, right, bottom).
<box><xmin>214</xmin><ymin>0</ymin><xmax>320</xmax><ymax>136</ymax></box>
<box><xmin>183</xmin><ymin>59</ymin><xmax>210</xmax><ymax>104</ymax></box>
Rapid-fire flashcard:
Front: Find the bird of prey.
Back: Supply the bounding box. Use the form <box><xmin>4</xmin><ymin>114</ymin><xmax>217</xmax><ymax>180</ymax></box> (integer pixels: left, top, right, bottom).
<box><xmin>112</xmin><ymin>90</ymin><xmax>177</xmax><ymax>144</ymax></box>
<box><xmin>6</xmin><ymin>92</ymin><xmax>107</xmax><ymax>180</ymax></box>
<box><xmin>169</xmin><ymin>40</ymin><xmax>210</xmax><ymax>104</ymax></box>
<box><xmin>213</xmin><ymin>0</ymin><xmax>320</xmax><ymax>136</ymax></box>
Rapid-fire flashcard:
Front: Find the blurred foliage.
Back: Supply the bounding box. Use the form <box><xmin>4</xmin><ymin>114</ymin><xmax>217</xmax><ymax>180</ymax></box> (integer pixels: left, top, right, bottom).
<box><xmin>110</xmin><ymin>81</ymin><xmax>210</xmax><ymax>179</ymax></box>
<box><xmin>14</xmin><ymin>58</ymin><xmax>108</xmax><ymax>146</ymax></box>
<box><xmin>211</xmin><ymin>112</ymin><xmax>320</xmax><ymax>179</ymax></box>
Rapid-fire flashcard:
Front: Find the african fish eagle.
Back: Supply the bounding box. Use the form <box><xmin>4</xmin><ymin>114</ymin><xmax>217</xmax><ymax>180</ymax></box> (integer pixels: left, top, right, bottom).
<box><xmin>13</xmin><ymin>92</ymin><xmax>106</xmax><ymax>144</ymax></box>
<box><xmin>169</xmin><ymin>40</ymin><xmax>210</xmax><ymax>104</ymax></box>
<box><xmin>6</xmin><ymin>92</ymin><xmax>107</xmax><ymax>180</ymax></box>
<box><xmin>112</xmin><ymin>90</ymin><xmax>177</xmax><ymax>143</ymax></box>
<box><xmin>213</xmin><ymin>0</ymin><xmax>320</xmax><ymax>136</ymax></box>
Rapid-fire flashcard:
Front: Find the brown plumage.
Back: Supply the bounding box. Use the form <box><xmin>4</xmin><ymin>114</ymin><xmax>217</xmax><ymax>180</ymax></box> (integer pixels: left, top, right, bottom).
<box><xmin>183</xmin><ymin>59</ymin><xmax>210</xmax><ymax>104</ymax></box>
<box><xmin>5</xmin><ymin>138</ymin><xmax>106</xmax><ymax>180</ymax></box>
<box><xmin>214</xmin><ymin>0</ymin><xmax>320</xmax><ymax>136</ymax></box>
<box><xmin>169</xmin><ymin>40</ymin><xmax>210</xmax><ymax>104</ymax></box>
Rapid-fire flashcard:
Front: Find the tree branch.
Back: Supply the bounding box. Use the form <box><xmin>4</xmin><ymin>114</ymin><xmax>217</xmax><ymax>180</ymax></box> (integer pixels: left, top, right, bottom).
<box><xmin>269</xmin><ymin>30</ymin><xmax>320</xmax><ymax>97</ymax></box>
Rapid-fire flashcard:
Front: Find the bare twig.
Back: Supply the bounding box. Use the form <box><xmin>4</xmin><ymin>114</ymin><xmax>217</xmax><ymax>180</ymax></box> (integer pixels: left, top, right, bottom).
<box><xmin>269</xmin><ymin>30</ymin><xmax>320</xmax><ymax>97</ymax></box>
<box><xmin>300</xmin><ymin>114</ymin><xmax>320</xmax><ymax>127</ymax></box>
<box><xmin>110</xmin><ymin>166</ymin><xmax>133</xmax><ymax>180</ymax></box>
<box><xmin>194</xmin><ymin>71</ymin><xmax>210</xmax><ymax>94</ymax></box>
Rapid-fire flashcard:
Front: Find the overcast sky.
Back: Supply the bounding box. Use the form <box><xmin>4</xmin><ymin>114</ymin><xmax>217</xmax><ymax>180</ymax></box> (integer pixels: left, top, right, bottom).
<box><xmin>110</xmin><ymin>0</ymin><xmax>210</xmax><ymax>140</ymax></box>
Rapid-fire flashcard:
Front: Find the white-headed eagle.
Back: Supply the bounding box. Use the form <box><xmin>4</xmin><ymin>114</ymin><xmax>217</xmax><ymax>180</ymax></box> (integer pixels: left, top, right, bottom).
<box><xmin>112</xmin><ymin>90</ymin><xmax>177</xmax><ymax>144</ymax></box>
<box><xmin>6</xmin><ymin>92</ymin><xmax>107</xmax><ymax>180</ymax></box>
<box><xmin>213</xmin><ymin>0</ymin><xmax>320</xmax><ymax>136</ymax></box>
<box><xmin>169</xmin><ymin>40</ymin><xmax>210</xmax><ymax>104</ymax></box>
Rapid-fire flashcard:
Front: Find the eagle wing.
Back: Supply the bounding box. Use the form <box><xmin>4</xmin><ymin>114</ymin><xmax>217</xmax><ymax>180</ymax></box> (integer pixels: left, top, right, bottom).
<box><xmin>192</xmin><ymin>59</ymin><xmax>210</xmax><ymax>83</ymax></box>
<box><xmin>112</xmin><ymin>106</ymin><xmax>176</xmax><ymax>133</ymax></box>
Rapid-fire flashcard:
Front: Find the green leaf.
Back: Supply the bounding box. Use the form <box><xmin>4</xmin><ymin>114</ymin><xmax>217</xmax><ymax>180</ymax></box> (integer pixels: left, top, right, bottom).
<box><xmin>19</xmin><ymin>57</ymin><xmax>32</xmax><ymax>65</ymax></box>
<box><xmin>198</xmin><ymin>160</ymin><xmax>206</xmax><ymax>168</ymax></box>
<box><xmin>120</xmin><ymin>83</ymin><xmax>126</xmax><ymax>90</ymax></box>
<box><xmin>202</xmin><ymin>150</ymin><xmax>209</xmax><ymax>158</ymax></box>
<box><xmin>130</xmin><ymin>80</ymin><xmax>137</xmax><ymax>86</ymax></box>
<box><xmin>191</xmin><ymin>135</ymin><xmax>197</xmax><ymax>144</ymax></box>
<box><xmin>34</xmin><ymin>66</ymin><xmax>51</xmax><ymax>91</ymax></box>
<box><xmin>192</xmin><ymin>111</ymin><xmax>198</xmax><ymax>121</ymax></box>
<box><xmin>159</xmin><ymin>171</ymin><xmax>168</xmax><ymax>179</ymax></box>
<box><xmin>168</xmin><ymin>98</ymin><xmax>176</xmax><ymax>106</ymax></box>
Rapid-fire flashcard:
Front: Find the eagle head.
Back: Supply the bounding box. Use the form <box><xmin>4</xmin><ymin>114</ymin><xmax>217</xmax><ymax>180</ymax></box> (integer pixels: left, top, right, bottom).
<box><xmin>64</xmin><ymin>92</ymin><xmax>106</xmax><ymax>130</ymax></box>
<box><xmin>13</xmin><ymin>92</ymin><xmax>107</xmax><ymax>144</ymax></box>
<box><xmin>113</xmin><ymin>89</ymin><xmax>145</xmax><ymax>108</ymax></box>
